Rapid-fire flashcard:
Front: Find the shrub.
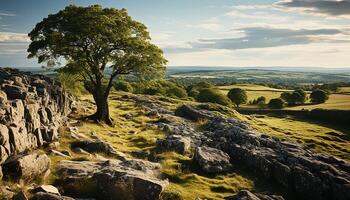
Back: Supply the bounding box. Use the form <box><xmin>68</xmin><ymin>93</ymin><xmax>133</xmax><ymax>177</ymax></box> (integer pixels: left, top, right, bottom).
<box><xmin>187</xmin><ymin>81</ymin><xmax>213</xmax><ymax>98</ymax></box>
<box><xmin>280</xmin><ymin>89</ymin><xmax>306</xmax><ymax>106</ymax></box>
<box><xmin>160</xmin><ymin>190</ymin><xmax>183</xmax><ymax>200</ymax></box>
<box><xmin>310</xmin><ymin>89</ymin><xmax>329</xmax><ymax>104</ymax></box>
<box><xmin>166</xmin><ymin>86</ymin><xmax>188</xmax><ymax>98</ymax></box>
<box><xmin>227</xmin><ymin>88</ymin><xmax>247</xmax><ymax>107</ymax></box>
<box><xmin>268</xmin><ymin>98</ymin><xmax>285</xmax><ymax>109</ymax></box>
<box><xmin>114</xmin><ymin>80</ymin><xmax>133</xmax><ymax>92</ymax></box>
<box><xmin>196</xmin><ymin>88</ymin><xmax>231</xmax><ymax>106</ymax></box>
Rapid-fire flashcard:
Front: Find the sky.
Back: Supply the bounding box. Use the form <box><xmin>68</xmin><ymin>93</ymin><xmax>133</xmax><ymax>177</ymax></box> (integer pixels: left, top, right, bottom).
<box><xmin>0</xmin><ymin>0</ymin><xmax>350</xmax><ymax>68</ymax></box>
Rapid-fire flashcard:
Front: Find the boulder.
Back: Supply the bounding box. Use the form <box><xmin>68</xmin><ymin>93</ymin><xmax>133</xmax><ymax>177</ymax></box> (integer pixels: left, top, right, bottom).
<box><xmin>194</xmin><ymin>146</ymin><xmax>232</xmax><ymax>173</ymax></box>
<box><xmin>224</xmin><ymin>190</ymin><xmax>261</xmax><ymax>200</ymax></box>
<box><xmin>30</xmin><ymin>192</ymin><xmax>75</xmax><ymax>200</ymax></box>
<box><xmin>70</xmin><ymin>140</ymin><xmax>120</xmax><ymax>157</ymax></box>
<box><xmin>32</xmin><ymin>185</ymin><xmax>60</xmax><ymax>195</ymax></box>
<box><xmin>57</xmin><ymin>159</ymin><xmax>168</xmax><ymax>200</ymax></box>
<box><xmin>156</xmin><ymin>135</ymin><xmax>191</xmax><ymax>154</ymax></box>
<box><xmin>2</xmin><ymin>153</ymin><xmax>50</xmax><ymax>181</ymax></box>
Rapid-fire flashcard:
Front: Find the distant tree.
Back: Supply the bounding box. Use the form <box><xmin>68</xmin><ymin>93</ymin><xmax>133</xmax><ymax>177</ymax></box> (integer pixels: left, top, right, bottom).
<box><xmin>27</xmin><ymin>5</ymin><xmax>167</xmax><ymax>125</ymax></box>
<box><xmin>197</xmin><ymin>88</ymin><xmax>231</xmax><ymax>106</ymax></box>
<box><xmin>227</xmin><ymin>88</ymin><xmax>247</xmax><ymax>107</ymax></box>
<box><xmin>310</xmin><ymin>89</ymin><xmax>329</xmax><ymax>104</ymax></box>
<box><xmin>294</xmin><ymin>89</ymin><xmax>307</xmax><ymax>104</ymax></box>
<box><xmin>268</xmin><ymin>98</ymin><xmax>285</xmax><ymax>109</ymax></box>
<box><xmin>280</xmin><ymin>89</ymin><xmax>306</xmax><ymax>106</ymax></box>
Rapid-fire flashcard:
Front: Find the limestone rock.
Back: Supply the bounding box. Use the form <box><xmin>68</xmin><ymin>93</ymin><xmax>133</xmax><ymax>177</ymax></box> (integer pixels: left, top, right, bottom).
<box><xmin>30</xmin><ymin>192</ymin><xmax>75</xmax><ymax>200</ymax></box>
<box><xmin>32</xmin><ymin>185</ymin><xmax>60</xmax><ymax>195</ymax></box>
<box><xmin>224</xmin><ymin>190</ymin><xmax>285</xmax><ymax>200</ymax></box>
<box><xmin>57</xmin><ymin>159</ymin><xmax>168</xmax><ymax>200</ymax></box>
<box><xmin>156</xmin><ymin>135</ymin><xmax>191</xmax><ymax>154</ymax></box>
<box><xmin>2</xmin><ymin>153</ymin><xmax>50</xmax><ymax>181</ymax></box>
<box><xmin>194</xmin><ymin>146</ymin><xmax>232</xmax><ymax>173</ymax></box>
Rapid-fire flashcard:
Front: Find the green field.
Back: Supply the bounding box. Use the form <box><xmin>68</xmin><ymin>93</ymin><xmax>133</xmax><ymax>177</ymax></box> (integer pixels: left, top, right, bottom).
<box><xmin>217</xmin><ymin>84</ymin><xmax>350</xmax><ymax>110</ymax></box>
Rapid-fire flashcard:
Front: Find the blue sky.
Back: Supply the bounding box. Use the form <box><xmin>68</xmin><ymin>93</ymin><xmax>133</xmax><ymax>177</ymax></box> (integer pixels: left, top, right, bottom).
<box><xmin>0</xmin><ymin>0</ymin><xmax>350</xmax><ymax>68</ymax></box>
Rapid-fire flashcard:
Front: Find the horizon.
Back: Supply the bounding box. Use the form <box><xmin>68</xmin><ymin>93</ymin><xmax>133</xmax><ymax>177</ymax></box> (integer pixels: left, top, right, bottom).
<box><xmin>1</xmin><ymin>0</ymin><xmax>350</xmax><ymax>68</ymax></box>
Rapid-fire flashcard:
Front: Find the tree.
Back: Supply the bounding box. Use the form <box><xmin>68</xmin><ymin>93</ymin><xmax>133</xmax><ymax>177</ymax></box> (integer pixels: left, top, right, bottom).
<box><xmin>27</xmin><ymin>5</ymin><xmax>167</xmax><ymax>125</ymax></box>
<box><xmin>280</xmin><ymin>89</ymin><xmax>306</xmax><ymax>106</ymax></box>
<box><xmin>114</xmin><ymin>80</ymin><xmax>133</xmax><ymax>92</ymax></box>
<box><xmin>197</xmin><ymin>88</ymin><xmax>231</xmax><ymax>106</ymax></box>
<box><xmin>310</xmin><ymin>89</ymin><xmax>329</xmax><ymax>104</ymax></box>
<box><xmin>268</xmin><ymin>98</ymin><xmax>285</xmax><ymax>109</ymax></box>
<box><xmin>227</xmin><ymin>88</ymin><xmax>247</xmax><ymax>107</ymax></box>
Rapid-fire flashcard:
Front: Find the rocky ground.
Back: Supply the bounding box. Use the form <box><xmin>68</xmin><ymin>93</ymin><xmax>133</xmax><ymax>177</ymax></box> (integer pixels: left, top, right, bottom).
<box><xmin>0</xmin><ymin>68</ymin><xmax>349</xmax><ymax>200</ymax></box>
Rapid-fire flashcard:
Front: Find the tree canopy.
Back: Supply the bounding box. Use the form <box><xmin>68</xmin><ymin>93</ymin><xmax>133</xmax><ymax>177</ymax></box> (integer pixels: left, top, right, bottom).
<box><xmin>227</xmin><ymin>88</ymin><xmax>247</xmax><ymax>107</ymax></box>
<box><xmin>28</xmin><ymin>5</ymin><xmax>167</xmax><ymax>124</ymax></box>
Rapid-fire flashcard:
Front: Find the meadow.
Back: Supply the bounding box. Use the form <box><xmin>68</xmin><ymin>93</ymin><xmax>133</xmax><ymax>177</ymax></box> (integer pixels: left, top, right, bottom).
<box><xmin>216</xmin><ymin>84</ymin><xmax>350</xmax><ymax>110</ymax></box>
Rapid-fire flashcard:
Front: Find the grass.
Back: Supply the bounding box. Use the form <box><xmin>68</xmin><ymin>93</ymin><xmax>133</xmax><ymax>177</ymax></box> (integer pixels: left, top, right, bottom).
<box><xmin>43</xmin><ymin>90</ymin><xmax>350</xmax><ymax>199</ymax></box>
<box><xmin>64</xmin><ymin>92</ymin><xmax>255</xmax><ymax>200</ymax></box>
<box><xmin>217</xmin><ymin>84</ymin><xmax>350</xmax><ymax>110</ymax></box>
<box><xmin>245</xmin><ymin>114</ymin><xmax>350</xmax><ymax>161</ymax></box>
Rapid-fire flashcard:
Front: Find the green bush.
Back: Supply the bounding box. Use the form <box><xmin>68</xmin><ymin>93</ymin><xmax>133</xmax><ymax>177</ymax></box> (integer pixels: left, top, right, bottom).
<box><xmin>196</xmin><ymin>88</ymin><xmax>231</xmax><ymax>106</ymax></box>
<box><xmin>166</xmin><ymin>86</ymin><xmax>188</xmax><ymax>98</ymax></box>
<box><xmin>280</xmin><ymin>89</ymin><xmax>306</xmax><ymax>106</ymax></box>
<box><xmin>114</xmin><ymin>80</ymin><xmax>133</xmax><ymax>92</ymax></box>
<box><xmin>268</xmin><ymin>98</ymin><xmax>285</xmax><ymax>109</ymax></box>
<box><xmin>227</xmin><ymin>88</ymin><xmax>247</xmax><ymax>107</ymax></box>
<box><xmin>310</xmin><ymin>89</ymin><xmax>329</xmax><ymax>104</ymax></box>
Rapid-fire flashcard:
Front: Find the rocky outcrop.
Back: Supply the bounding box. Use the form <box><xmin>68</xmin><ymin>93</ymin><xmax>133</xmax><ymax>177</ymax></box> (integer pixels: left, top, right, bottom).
<box><xmin>170</xmin><ymin>105</ymin><xmax>350</xmax><ymax>200</ymax></box>
<box><xmin>2</xmin><ymin>153</ymin><xmax>50</xmax><ymax>181</ymax></box>
<box><xmin>194</xmin><ymin>146</ymin><xmax>232</xmax><ymax>173</ymax></box>
<box><xmin>0</xmin><ymin>68</ymin><xmax>75</xmax><ymax>178</ymax></box>
<box><xmin>56</xmin><ymin>159</ymin><xmax>168</xmax><ymax>200</ymax></box>
<box><xmin>156</xmin><ymin>134</ymin><xmax>191</xmax><ymax>154</ymax></box>
<box><xmin>123</xmin><ymin>94</ymin><xmax>350</xmax><ymax>200</ymax></box>
<box><xmin>31</xmin><ymin>192</ymin><xmax>75</xmax><ymax>200</ymax></box>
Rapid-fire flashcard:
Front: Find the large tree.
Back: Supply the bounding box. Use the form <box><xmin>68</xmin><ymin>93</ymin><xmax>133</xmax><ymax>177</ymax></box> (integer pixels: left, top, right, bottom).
<box><xmin>27</xmin><ymin>5</ymin><xmax>167</xmax><ymax>125</ymax></box>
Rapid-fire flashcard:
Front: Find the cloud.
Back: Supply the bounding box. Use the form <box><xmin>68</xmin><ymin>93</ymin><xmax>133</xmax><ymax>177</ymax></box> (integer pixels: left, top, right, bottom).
<box><xmin>187</xmin><ymin>23</ymin><xmax>223</xmax><ymax>31</ymax></box>
<box><xmin>275</xmin><ymin>0</ymin><xmax>350</xmax><ymax>17</ymax></box>
<box><xmin>164</xmin><ymin>27</ymin><xmax>349</xmax><ymax>53</ymax></box>
<box><xmin>0</xmin><ymin>32</ymin><xmax>29</xmax><ymax>43</ymax></box>
<box><xmin>0</xmin><ymin>11</ymin><xmax>15</xmax><ymax>17</ymax></box>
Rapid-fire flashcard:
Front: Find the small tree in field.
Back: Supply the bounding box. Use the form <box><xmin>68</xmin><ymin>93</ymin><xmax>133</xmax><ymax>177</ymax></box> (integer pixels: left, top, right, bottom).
<box><xmin>27</xmin><ymin>5</ymin><xmax>167</xmax><ymax>125</ymax></box>
<box><xmin>310</xmin><ymin>89</ymin><xmax>329</xmax><ymax>104</ymax></box>
<box><xmin>227</xmin><ymin>88</ymin><xmax>247</xmax><ymax>107</ymax></box>
<box><xmin>268</xmin><ymin>98</ymin><xmax>285</xmax><ymax>109</ymax></box>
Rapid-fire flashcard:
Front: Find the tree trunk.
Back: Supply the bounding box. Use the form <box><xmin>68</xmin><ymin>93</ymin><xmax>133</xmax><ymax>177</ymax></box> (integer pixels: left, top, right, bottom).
<box><xmin>90</xmin><ymin>90</ymin><xmax>113</xmax><ymax>125</ymax></box>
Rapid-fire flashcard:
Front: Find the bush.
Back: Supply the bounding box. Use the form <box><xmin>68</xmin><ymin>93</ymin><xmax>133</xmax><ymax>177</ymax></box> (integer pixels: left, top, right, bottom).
<box><xmin>310</xmin><ymin>89</ymin><xmax>329</xmax><ymax>104</ymax></box>
<box><xmin>114</xmin><ymin>80</ymin><xmax>133</xmax><ymax>92</ymax></box>
<box><xmin>187</xmin><ymin>81</ymin><xmax>213</xmax><ymax>98</ymax></box>
<box><xmin>227</xmin><ymin>88</ymin><xmax>247</xmax><ymax>107</ymax></box>
<box><xmin>166</xmin><ymin>86</ymin><xmax>188</xmax><ymax>98</ymax></box>
<box><xmin>196</xmin><ymin>88</ymin><xmax>231</xmax><ymax>106</ymax></box>
<box><xmin>268</xmin><ymin>98</ymin><xmax>285</xmax><ymax>109</ymax></box>
<box><xmin>280</xmin><ymin>89</ymin><xmax>306</xmax><ymax>106</ymax></box>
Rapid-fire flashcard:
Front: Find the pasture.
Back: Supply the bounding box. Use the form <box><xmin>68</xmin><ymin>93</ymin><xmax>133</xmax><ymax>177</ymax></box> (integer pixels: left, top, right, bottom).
<box><xmin>217</xmin><ymin>84</ymin><xmax>350</xmax><ymax>110</ymax></box>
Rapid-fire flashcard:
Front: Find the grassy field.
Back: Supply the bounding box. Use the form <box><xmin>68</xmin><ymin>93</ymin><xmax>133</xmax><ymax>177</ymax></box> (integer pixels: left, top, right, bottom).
<box><xmin>216</xmin><ymin>84</ymin><xmax>350</xmax><ymax>110</ymax></box>
<box><xmin>43</xmin><ymin>91</ymin><xmax>350</xmax><ymax>199</ymax></box>
<box><xmin>244</xmin><ymin>114</ymin><xmax>350</xmax><ymax>161</ymax></box>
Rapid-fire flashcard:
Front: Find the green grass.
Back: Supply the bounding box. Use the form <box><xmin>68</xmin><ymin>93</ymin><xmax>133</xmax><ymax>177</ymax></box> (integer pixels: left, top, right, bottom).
<box><xmin>245</xmin><ymin>114</ymin><xmax>350</xmax><ymax>161</ymax></box>
<box><xmin>44</xmin><ymin>91</ymin><xmax>350</xmax><ymax>199</ymax></box>
<box><xmin>217</xmin><ymin>84</ymin><xmax>350</xmax><ymax>110</ymax></box>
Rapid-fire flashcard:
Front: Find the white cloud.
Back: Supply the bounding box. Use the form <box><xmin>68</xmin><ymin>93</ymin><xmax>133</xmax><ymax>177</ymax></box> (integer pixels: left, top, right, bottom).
<box><xmin>0</xmin><ymin>32</ymin><xmax>29</xmax><ymax>42</ymax></box>
<box><xmin>0</xmin><ymin>12</ymin><xmax>15</xmax><ymax>17</ymax></box>
<box><xmin>187</xmin><ymin>23</ymin><xmax>223</xmax><ymax>31</ymax></box>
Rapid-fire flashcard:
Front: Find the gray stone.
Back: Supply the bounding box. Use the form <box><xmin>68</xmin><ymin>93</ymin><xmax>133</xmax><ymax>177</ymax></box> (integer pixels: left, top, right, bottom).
<box><xmin>57</xmin><ymin>159</ymin><xmax>168</xmax><ymax>200</ymax></box>
<box><xmin>32</xmin><ymin>185</ymin><xmax>60</xmax><ymax>195</ymax></box>
<box><xmin>2</xmin><ymin>153</ymin><xmax>50</xmax><ymax>181</ymax></box>
<box><xmin>156</xmin><ymin>135</ymin><xmax>191</xmax><ymax>154</ymax></box>
<box><xmin>194</xmin><ymin>146</ymin><xmax>232</xmax><ymax>173</ymax></box>
<box><xmin>31</xmin><ymin>192</ymin><xmax>75</xmax><ymax>200</ymax></box>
